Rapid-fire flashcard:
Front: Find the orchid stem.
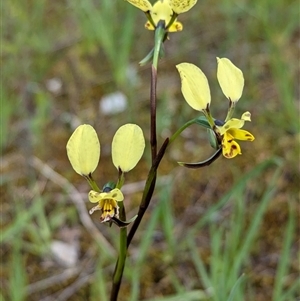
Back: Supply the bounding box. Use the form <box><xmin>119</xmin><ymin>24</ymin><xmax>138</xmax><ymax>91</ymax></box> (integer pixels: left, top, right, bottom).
<box><xmin>110</xmin><ymin>24</ymin><xmax>167</xmax><ymax>301</ymax></box>
<box><xmin>128</xmin><ymin>22</ymin><xmax>167</xmax><ymax>247</ymax></box>
<box><xmin>150</xmin><ymin>65</ymin><xmax>158</xmax><ymax>161</ymax></box>
<box><xmin>110</xmin><ymin>201</ymin><xmax>127</xmax><ymax>301</ymax></box>
<box><xmin>127</xmin><ymin>138</ymin><xmax>169</xmax><ymax>246</ymax></box>
<box><xmin>110</xmin><ymin>171</ymin><xmax>127</xmax><ymax>301</ymax></box>
<box><xmin>169</xmin><ymin>118</ymin><xmax>199</xmax><ymax>145</ymax></box>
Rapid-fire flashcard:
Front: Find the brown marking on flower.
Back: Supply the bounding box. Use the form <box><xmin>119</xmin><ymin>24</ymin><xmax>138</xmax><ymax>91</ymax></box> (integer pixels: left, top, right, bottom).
<box><xmin>245</xmin><ymin>133</ymin><xmax>254</xmax><ymax>141</ymax></box>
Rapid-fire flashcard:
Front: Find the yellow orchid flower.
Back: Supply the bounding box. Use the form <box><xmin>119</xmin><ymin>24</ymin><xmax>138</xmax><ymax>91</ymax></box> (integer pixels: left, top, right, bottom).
<box><xmin>216</xmin><ymin>112</ymin><xmax>255</xmax><ymax>159</ymax></box>
<box><xmin>177</xmin><ymin>58</ymin><xmax>255</xmax><ymax>161</ymax></box>
<box><xmin>126</xmin><ymin>0</ymin><xmax>197</xmax><ymax>32</ymax></box>
<box><xmin>145</xmin><ymin>0</ymin><xmax>182</xmax><ymax>32</ymax></box>
<box><xmin>88</xmin><ymin>188</ymin><xmax>124</xmax><ymax>223</ymax></box>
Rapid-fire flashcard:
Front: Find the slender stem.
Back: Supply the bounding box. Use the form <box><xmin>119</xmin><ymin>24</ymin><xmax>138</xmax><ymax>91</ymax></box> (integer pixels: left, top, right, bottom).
<box><xmin>152</xmin><ymin>22</ymin><xmax>165</xmax><ymax>71</ymax></box>
<box><xmin>110</xmin><ymin>171</ymin><xmax>127</xmax><ymax>301</ymax></box>
<box><xmin>225</xmin><ymin>100</ymin><xmax>235</xmax><ymax>122</ymax></box>
<box><xmin>116</xmin><ymin>170</ymin><xmax>125</xmax><ymax>189</ymax></box>
<box><xmin>110</xmin><ymin>22</ymin><xmax>167</xmax><ymax>301</ymax></box>
<box><xmin>150</xmin><ymin>65</ymin><xmax>157</xmax><ymax>161</ymax></box>
<box><xmin>110</xmin><ymin>202</ymin><xmax>127</xmax><ymax>301</ymax></box>
<box><xmin>144</xmin><ymin>11</ymin><xmax>156</xmax><ymax>29</ymax></box>
<box><xmin>169</xmin><ymin>114</ymin><xmax>214</xmax><ymax>145</ymax></box>
<box><xmin>166</xmin><ymin>13</ymin><xmax>178</xmax><ymax>31</ymax></box>
<box><xmin>85</xmin><ymin>174</ymin><xmax>101</xmax><ymax>192</ymax></box>
<box><xmin>169</xmin><ymin>118</ymin><xmax>199</xmax><ymax>145</ymax></box>
<box><xmin>128</xmin><ymin>25</ymin><xmax>166</xmax><ymax>244</ymax></box>
<box><xmin>150</xmin><ymin>23</ymin><xmax>164</xmax><ymax>161</ymax></box>
<box><xmin>127</xmin><ymin>138</ymin><xmax>169</xmax><ymax>246</ymax></box>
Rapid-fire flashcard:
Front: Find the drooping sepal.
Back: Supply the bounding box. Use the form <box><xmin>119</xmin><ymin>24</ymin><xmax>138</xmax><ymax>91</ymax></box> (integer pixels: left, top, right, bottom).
<box><xmin>178</xmin><ymin>148</ymin><xmax>222</xmax><ymax>169</ymax></box>
<box><xmin>111</xmin><ymin>215</ymin><xmax>138</xmax><ymax>228</ymax></box>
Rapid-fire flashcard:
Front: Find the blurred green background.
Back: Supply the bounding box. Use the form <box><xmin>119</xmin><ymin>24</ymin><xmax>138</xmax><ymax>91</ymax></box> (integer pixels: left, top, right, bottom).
<box><xmin>1</xmin><ymin>0</ymin><xmax>299</xmax><ymax>300</ymax></box>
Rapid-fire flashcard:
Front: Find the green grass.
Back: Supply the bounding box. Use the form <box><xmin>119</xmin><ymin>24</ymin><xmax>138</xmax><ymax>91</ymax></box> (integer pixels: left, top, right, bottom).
<box><xmin>2</xmin><ymin>0</ymin><xmax>299</xmax><ymax>300</ymax></box>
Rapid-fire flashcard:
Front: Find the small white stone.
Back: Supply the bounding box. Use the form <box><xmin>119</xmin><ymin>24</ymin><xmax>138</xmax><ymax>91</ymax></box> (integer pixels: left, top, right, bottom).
<box><xmin>46</xmin><ymin>78</ymin><xmax>62</xmax><ymax>94</ymax></box>
<box><xmin>50</xmin><ymin>240</ymin><xmax>78</xmax><ymax>268</ymax></box>
<box><xmin>100</xmin><ymin>91</ymin><xmax>127</xmax><ymax>115</ymax></box>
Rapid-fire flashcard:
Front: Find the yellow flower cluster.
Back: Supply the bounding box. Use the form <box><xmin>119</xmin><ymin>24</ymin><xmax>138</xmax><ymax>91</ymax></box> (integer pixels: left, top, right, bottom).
<box><xmin>177</xmin><ymin>58</ymin><xmax>255</xmax><ymax>159</ymax></box>
<box><xmin>66</xmin><ymin>124</ymin><xmax>145</xmax><ymax>223</ymax></box>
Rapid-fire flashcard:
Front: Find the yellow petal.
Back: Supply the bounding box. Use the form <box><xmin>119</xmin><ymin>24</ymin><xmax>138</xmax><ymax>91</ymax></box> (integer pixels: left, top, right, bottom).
<box><xmin>107</xmin><ymin>188</ymin><xmax>124</xmax><ymax>202</ymax></box>
<box><xmin>169</xmin><ymin>0</ymin><xmax>197</xmax><ymax>14</ymax></box>
<box><xmin>88</xmin><ymin>188</ymin><xmax>124</xmax><ymax>203</ymax></box>
<box><xmin>126</xmin><ymin>0</ymin><xmax>152</xmax><ymax>12</ymax></box>
<box><xmin>150</xmin><ymin>0</ymin><xmax>173</xmax><ymax>27</ymax></box>
<box><xmin>217</xmin><ymin>57</ymin><xmax>244</xmax><ymax>102</ymax></box>
<box><xmin>112</xmin><ymin>124</ymin><xmax>145</xmax><ymax>172</ymax></box>
<box><xmin>100</xmin><ymin>199</ymin><xmax>119</xmax><ymax>222</ymax></box>
<box><xmin>168</xmin><ymin>21</ymin><xmax>183</xmax><ymax>32</ymax></box>
<box><xmin>66</xmin><ymin>124</ymin><xmax>100</xmax><ymax>176</ymax></box>
<box><xmin>241</xmin><ymin>111</ymin><xmax>251</xmax><ymax>121</ymax></box>
<box><xmin>176</xmin><ymin>63</ymin><xmax>211</xmax><ymax>111</ymax></box>
<box><xmin>222</xmin><ymin>132</ymin><xmax>241</xmax><ymax>158</ymax></box>
<box><xmin>217</xmin><ymin>118</ymin><xmax>245</xmax><ymax>135</ymax></box>
<box><xmin>88</xmin><ymin>190</ymin><xmax>101</xmax><ymax>203</ymax></box>
<box><xmin>227</xmin><ymin>128</ymin><xmax>255</xmax><ymax>141</ymax></box>
<box><xmin>145</xmin><ymin>21</ymin><xmax>155</xmax><ymax>30</ymax></box>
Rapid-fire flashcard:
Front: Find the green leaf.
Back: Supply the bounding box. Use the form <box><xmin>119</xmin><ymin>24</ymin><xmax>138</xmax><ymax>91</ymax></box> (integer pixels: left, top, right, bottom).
<box><xmin>111</xmin><ymin>215</ymin><xmax>138</xmax><ymax>228</ymax></box>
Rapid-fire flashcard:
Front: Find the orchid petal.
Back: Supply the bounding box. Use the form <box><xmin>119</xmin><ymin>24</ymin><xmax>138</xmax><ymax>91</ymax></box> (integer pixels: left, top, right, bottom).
<box><xmin>217</xmin><ymin>57</ymin><xmax>244</xmax><ymax>102</ymax></box>
<box><xmin>222</xmin><ymin>132</ymin><xmax>242</xmax><ymax>158</ymax></box>
<box><xmin>66</xmin><ymin>124</ymin><xmax>100</xmax><ymax>176</ymax></box>
<box><xmin>126</xmin><ymin>0</ymin><xmax>152</xmax><ymax>12</ymax></box>
<box><xmin>176</xmin><ymin>63</ymin><xmax>211</xmax><ymax>111</ymax></box>
<box><xmin>169</xmin><ymin>0</ymin><xmax>197</xmax><ymax>14</ymax></box>
<box><xmin>112</xmin><ymin>124</ymin><xmax>145</xmax><ymax>172</ymax></box>
<box><xmin>227</xmin><ymin>129</ymin><xmax>255</xmax><ymax>141</ymax></box>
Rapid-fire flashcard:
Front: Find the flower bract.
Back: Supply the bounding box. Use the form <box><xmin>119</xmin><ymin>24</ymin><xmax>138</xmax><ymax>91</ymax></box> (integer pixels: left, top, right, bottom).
<box><xmin>217</xmin><ymin>57</ymin><xmax>244</xmax><ymax>102</ymax></box>
<box><xmin>66</xmin><ymin>124</ymin><xmax>100</xmax><ymax>176</ymax></box>
<box><xmin>89</xmin><ymin>188</ymin><xmax>124</xmax><ymax>222</ymax></box>
<box><xmin>112</xmin><ymin>124</ymin><xmax>145</xmax><ymax>172</ymax></box>
<box><xmin>176</xmin><ymin>62</ymin><xmax>211</xmax><ymax>111</ymax></box>
<box><xmin>216</xmin><ymin>112</ymin><xmax>255</xmax><ymax>158</ymax></box>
